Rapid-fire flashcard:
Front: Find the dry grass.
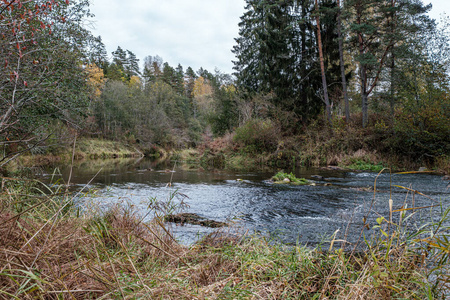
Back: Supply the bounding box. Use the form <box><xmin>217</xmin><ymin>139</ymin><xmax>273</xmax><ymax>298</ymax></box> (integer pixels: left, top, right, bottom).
<box><xmin>0</xmin><ymin>175</ymin><xmax>448</xmax><ymax>299</ymax></box>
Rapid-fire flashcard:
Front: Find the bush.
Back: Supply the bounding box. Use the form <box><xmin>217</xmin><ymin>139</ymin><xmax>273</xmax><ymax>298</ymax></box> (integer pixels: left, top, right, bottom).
<box><xmin>233</xmin><ymin>119</ymin><xmax>280</xmax><ymax>153</ymax></box>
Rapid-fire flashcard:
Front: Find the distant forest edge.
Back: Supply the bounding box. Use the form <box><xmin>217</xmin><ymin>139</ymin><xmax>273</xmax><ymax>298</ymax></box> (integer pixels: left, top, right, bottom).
<box><xmin>1</xmin><ymin>0</ymin><xmax>449</xmax><ymax>171</ymax></box>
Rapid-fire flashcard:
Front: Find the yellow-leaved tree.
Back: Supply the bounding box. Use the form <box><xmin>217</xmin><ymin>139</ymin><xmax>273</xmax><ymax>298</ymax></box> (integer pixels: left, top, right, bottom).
<box><xmin>193</xmin><ymin>76</ymin><xmax>214</xmax><ymax>118</ymax></box>
<box><xmin>86</xmin><ymin>64</ymin><xmax>106</xmax><ymax>100</ymax></box>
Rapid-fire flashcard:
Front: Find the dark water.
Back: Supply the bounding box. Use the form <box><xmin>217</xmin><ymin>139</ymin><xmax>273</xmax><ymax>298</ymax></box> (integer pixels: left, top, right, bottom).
<box><xmin>40</xmin><ymin>158</ymin><xmax>449</xmax><ymax>246</ymax></box>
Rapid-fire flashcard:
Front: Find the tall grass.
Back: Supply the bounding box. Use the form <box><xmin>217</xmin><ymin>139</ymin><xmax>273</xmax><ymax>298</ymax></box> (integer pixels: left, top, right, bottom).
<box><xmin>0</xmin><ymin>170</ymin><xmax>448</xmax><ymax>299</ymax></box>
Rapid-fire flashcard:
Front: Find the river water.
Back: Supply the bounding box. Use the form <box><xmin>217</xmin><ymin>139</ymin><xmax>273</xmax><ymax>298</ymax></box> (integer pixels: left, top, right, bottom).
<box><xmin>41</xmin><ymin>158</ymin><xmax>449</xmax><ymax>247</ymax></box>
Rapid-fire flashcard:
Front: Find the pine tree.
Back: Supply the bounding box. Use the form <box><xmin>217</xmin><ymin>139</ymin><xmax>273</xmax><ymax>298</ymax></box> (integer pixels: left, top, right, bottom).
<box><xmin>346</xmin><ymin>0</ymin><xmax>434</xmax><ymax>127</ymax></box>
<box><xmin>89</xmin><ymin>36</ymin><xmax>109</xmax><ymax>70</ymax></box>
<box><xmin>175</xmin><ymin>64</ymin><xmax>185</xmax><ymax>96</ymax></box>
<box><xmin>125</xmin><ymin>50</ymin><xmax>141</xmax><ymax>78</ymax></box>
<box><xmin>112</xmin><ymin>46</ymin><xmax>127</xmax><ymax>68</ymax></box>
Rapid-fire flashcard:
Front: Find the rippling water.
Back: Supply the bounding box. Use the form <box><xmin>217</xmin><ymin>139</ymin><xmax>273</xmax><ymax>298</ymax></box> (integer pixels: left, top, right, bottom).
<box><xmin>41</xmin><ymin>158</ymin><xmax>449</xmax><ymax>246</ymax></box>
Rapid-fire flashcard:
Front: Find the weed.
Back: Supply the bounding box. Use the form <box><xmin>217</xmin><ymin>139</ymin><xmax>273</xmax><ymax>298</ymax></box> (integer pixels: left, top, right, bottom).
<box><xmin>0</xmin><ymin>170</ymin><xmax>448</xmax><ymax>299</ymax></box>
<box><xmin>272</xmin><ymin>171</ymin><xmax>309</xmax><ymax>185</ymax></box>
<box><xmin>346</xmin><ymin>159</ymin><xmax>386</xmax><ymax>172</ymax></box>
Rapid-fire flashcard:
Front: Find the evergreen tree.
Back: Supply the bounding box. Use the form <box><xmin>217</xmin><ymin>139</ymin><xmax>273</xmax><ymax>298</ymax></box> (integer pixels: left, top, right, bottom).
<box><xmin>88</xmin><ymin>36</ymin><xmax>109</xmax><ymax>69</ymax></box>
<box><xmin>346</xmin><ymin>0</ymin><xmax>434</xmax><ymax>127</ymax></box>
<box><xmin>162</xmin><ymin>62</ymin><xmax>177</xmax><ymax>89</ymax></box>
<box><xmin>125</xmin><ymin>50</ymin><xmax>141</xmax><ymax>78</ymax></box>
<box><xmin>112</xmin><ymin>46</ymin><xmax>127</xmax><ymax>68</ymax></box>
<box><xmin>175</xmin><ymin>64</ymin><xmax>185</xmax><ymax>96</ymax></box>
<box><xmin>232</xmin><ymin>0</ymin><xmax>336</xmax><ymax>124</ymax></box>
<box><xmin>185</xmin><ymin>67</ymin><xmax>198</xmax><ymax>99</ymax></box>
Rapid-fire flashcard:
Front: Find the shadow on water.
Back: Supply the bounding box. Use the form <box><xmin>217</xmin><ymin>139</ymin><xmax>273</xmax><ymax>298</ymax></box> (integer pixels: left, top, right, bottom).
<box><xmin>40</xmin><ymin>158</ymin><xmax>450</xmax><ymax>247</ymax></box>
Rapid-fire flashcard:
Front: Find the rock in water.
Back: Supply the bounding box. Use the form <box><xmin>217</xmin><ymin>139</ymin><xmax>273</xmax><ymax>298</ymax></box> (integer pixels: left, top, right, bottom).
<box><xmin>311</xmin><ymin>175</ymin><xmax>325</xmax><ymax>181</ymax></box>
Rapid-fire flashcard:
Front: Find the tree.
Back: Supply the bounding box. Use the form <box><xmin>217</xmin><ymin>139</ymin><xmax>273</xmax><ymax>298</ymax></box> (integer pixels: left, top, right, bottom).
<box><xmin>0</xmin><ymin>0</ymin><xmax>93</xmax><ymax>165</ymax></box>
<box><xmin>109</xmin><ymin>47</ymin><xmax>140</xmax><ymax>81</ymax></box>
<box><xmin>336</xmin><ymin>0</ymin><xmax>350</xmax><ymax>121</ymax></box>
<box><xmin>174</xmin><ymin>64</ymin><xmax>185</xmax><ymax>96</ymax></box>
<box><xmin>162</xmin><ymin>62</ymin><xmax>176</xmax><ymax>89</ymax></box>
<box><xmin>233</xmin><ymin>1</ymin><xmax>298</xmax><ymax>105</ymax></box>
<box><xmin>143</xmin><ymin>55</ymin><xmax>163</xmax><ymax>85</ymax></box>
<box><xmin>184</xmin><ymin>66</ymin><xmax>197</xmax><ymax>99</ymax></box>
<box><xmin>125</xmin><ymin>50</ymin><xmax>140</xmax><ymax>78</ymax></box>
<box><xmin>112</xmin><ymin>46</ymin><xmax>127</xmax><ymax>68</ymax></box>
<box><xmin>232</xmin><ymin>0</ymin><xmax>340</xmax><ymax>125</ymax></box>
<box><xmin>346</xmin><ymin>0</ymin><xmax>433</xmax><ymax>127</ymax></box>
<box><xmin>315</xmin><ymin>0</ymin><xmax>331</xmax><ymax>123</ymax></box>
<box><xmin>88</xmin><ymin>36</ymin><xmax>108</xmax><ymax>69</ymax></box>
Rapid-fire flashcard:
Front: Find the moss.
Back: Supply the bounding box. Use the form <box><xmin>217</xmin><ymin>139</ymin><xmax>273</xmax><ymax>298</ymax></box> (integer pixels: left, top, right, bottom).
<box><xmin>272</xmin><ymin>172</ymin><xmax>309</xmax><ymax>185</ymax></box>
<box><xmin>345</xmin><ymin>159</ymin><xmax>386</xmax><ymax>172</ymax></box>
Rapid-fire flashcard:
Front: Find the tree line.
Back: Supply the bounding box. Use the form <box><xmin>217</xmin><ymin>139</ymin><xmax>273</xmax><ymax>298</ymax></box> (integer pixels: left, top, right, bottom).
<box><xmin>1</xmin><ymin>0</ymin><xmax>449</xmax><ymax>165</ymax></box>
<box><xmin>233</xmin><ymin>0</ymin><xmax>449</xmax><ymax>127</ymax></box>
<box><xmin>86</xmin><ymin>46</ymin><xmax>241</xmax><ymax>149</ymax></box>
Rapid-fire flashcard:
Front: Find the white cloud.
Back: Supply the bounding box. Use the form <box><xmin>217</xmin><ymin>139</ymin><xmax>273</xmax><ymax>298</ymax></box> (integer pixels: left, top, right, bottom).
<box><xmin>89</xmin><ymin>0</ymin><xmax>245</xmax><ymax>74</ymax></box>
<box><xmin>88</xmin><ymin>0</ymin><xmax>448</xmax><ymax>75</ymax></box>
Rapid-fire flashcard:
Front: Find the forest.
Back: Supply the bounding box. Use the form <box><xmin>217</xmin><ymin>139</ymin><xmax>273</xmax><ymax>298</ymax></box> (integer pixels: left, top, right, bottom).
<box><xmin>1</xmin><ymin>1</ymin><xmax>450</xmax><ymax>299</ymax></box>
<box><xmin>1</xmin><ymin>0</ymin><xmax>449</xmax><ymax>171</ymax></box>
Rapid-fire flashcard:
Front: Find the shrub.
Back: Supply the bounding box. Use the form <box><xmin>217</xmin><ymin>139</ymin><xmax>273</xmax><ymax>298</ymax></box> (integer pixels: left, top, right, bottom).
<box><xmin>233</xmin><ymin>119</ymin><xmax>280</xmax><ymax>153</ymax></box>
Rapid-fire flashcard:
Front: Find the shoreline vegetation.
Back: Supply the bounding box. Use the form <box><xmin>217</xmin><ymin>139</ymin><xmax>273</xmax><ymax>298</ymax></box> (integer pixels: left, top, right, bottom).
<box><xmin>1</xmin><ymin>132</ymin><xmax>449</xmax><ymax>299</ymax></box>
<box><xmin>1</xmin><ymin>0</ymin><xmax>449</xmax><ymax>297</ymax></box>
<box><xmin>9</xmin><ymin>126</ymin><xmax>450</xmax><ymax>175</ymax></box>
<box><xmin>0</xmin><ymin>174</ymin><xmax>448</xmax><ymax>299</ymax></box>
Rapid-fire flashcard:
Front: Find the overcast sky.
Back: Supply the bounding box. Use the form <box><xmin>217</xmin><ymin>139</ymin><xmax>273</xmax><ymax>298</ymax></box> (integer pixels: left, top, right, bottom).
<box><xmin>88</xmin><ymin>0</ymin><xmax>449</xmax><ymax>75</ymax></box>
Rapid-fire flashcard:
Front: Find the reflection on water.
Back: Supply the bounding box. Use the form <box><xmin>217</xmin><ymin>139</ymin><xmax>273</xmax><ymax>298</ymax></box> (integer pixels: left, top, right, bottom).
<box><xmin>41</xmin><ymin>158</ymin><xmax>449</xmax><ymax>246</ymax></box>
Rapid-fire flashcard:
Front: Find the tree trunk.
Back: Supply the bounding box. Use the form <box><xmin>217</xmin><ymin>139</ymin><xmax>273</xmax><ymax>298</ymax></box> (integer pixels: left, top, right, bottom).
<box><xmin>300</xmin><ymin>1</ymin><xmax>307</xmax><ymax>119</ymax></box>
<box><xmin>361</xmin><ymin>64</ymin><xmax>368</xmax><ymax>127</ymax></box>
<box><xmin>390</xmin><ymin>52</ymin><xmax>395</xmax><ymax>126</ymax></box>
<box><xmin>315</xmin><ymin>0</ymin><xmax>332</xmax><ymax>124</ymax></box>
<box><xmin>336</xmin><ymin>0</ymin><xmax>350</xmax><ymax>122</ymax></box>
<box><xmin>356</xmin><ymin>1</ymin><xmax>368</xmax><ymax>128</ymax></box>
<box><xmin>389</xmin><ymin>0</ymin><xmax>396</xmax><ymax>127</ymax></box>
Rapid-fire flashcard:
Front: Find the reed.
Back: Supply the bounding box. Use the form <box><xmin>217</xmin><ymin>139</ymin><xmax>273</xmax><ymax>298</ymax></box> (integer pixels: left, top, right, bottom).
<box><xmin>0</xmin><ymin>171</ymin><xmax>448</xmax><ymax>299</ymax></box>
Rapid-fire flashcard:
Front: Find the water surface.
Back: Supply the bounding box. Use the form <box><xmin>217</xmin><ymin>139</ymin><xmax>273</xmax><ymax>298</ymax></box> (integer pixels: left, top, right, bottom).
<box><xmin>41</xmin><ymin>158</ymin><xmax>449</xmax><ymax>246</ymax></box>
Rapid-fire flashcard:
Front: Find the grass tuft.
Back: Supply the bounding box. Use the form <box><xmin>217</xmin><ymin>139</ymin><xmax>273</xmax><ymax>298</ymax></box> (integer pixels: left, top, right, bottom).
<box><xmin>272</xmin><ymin>171</ymin><xmax>309</xmax><ymax>185</ymax></box>
<box><xmin>0</xmin><ymin>172</ymin><xmax>448</xmax><ymax>299</ymax></box>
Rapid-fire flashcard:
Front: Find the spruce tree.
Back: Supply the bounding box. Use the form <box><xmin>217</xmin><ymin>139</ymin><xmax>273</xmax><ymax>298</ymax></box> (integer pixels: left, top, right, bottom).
<box><xmin>232</xmin><ymin>0</ymin><xmax>338</xmax><ymax>124</ymax></box>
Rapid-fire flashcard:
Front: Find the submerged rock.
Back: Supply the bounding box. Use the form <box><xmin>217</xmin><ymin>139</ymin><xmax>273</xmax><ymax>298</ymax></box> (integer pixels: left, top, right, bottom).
<box><xmin>165</xmin><ymin>213</ymin><xmax>228</xmax><ymax>228</ymax></box>
<box><xmin>311</xmin><ymin>175</ymin><xmax>325</xmax><ymax>181</ymax></box>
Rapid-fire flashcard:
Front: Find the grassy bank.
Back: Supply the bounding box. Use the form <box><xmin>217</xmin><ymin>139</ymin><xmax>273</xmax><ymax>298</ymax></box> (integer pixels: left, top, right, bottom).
<box><xmin>3</xmin><ymin>138</ymin><xmax>143</xmax><ymax>173</ymax></box>
<box><xmin>72</xmin><ymin>138</ymin><xmax>143</xmax><ymax>159</ymax></box>
<box><xmin>172</xmin><ymin>116</ymin><xmax>449</xmax><ymax>174</ymax></box>
<box><xmin>0</xmin><ymin>176</ymin><xmax>448</xmax><ymax>299</ymax></box>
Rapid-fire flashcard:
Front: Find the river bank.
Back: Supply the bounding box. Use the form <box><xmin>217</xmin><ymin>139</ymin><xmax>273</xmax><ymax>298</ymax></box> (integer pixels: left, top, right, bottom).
<box><xmin>1</xmin><ymin>137</ymin><xmax>449</xmax><ymax>298</ymax></box>
<box><xmin>169</xmin><ymin>118</ymin><xmax>449</xmax><ymax>174</ymax></box>
<box><xmin>0</xmin><ymin>174</ymin><xmax>448</xmax><ymax>299</ymax></box>
<box><xmin>5</xmin><ymin>116</ymin><xmax>449</xmax><ymax>176</ymax></box>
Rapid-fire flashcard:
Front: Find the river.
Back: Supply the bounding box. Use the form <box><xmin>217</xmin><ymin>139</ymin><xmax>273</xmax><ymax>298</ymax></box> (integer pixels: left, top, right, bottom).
<box><xmin>40</xmin><ymin>158</ymin><xmax>449</xmax><ymax>247</ymax></box>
